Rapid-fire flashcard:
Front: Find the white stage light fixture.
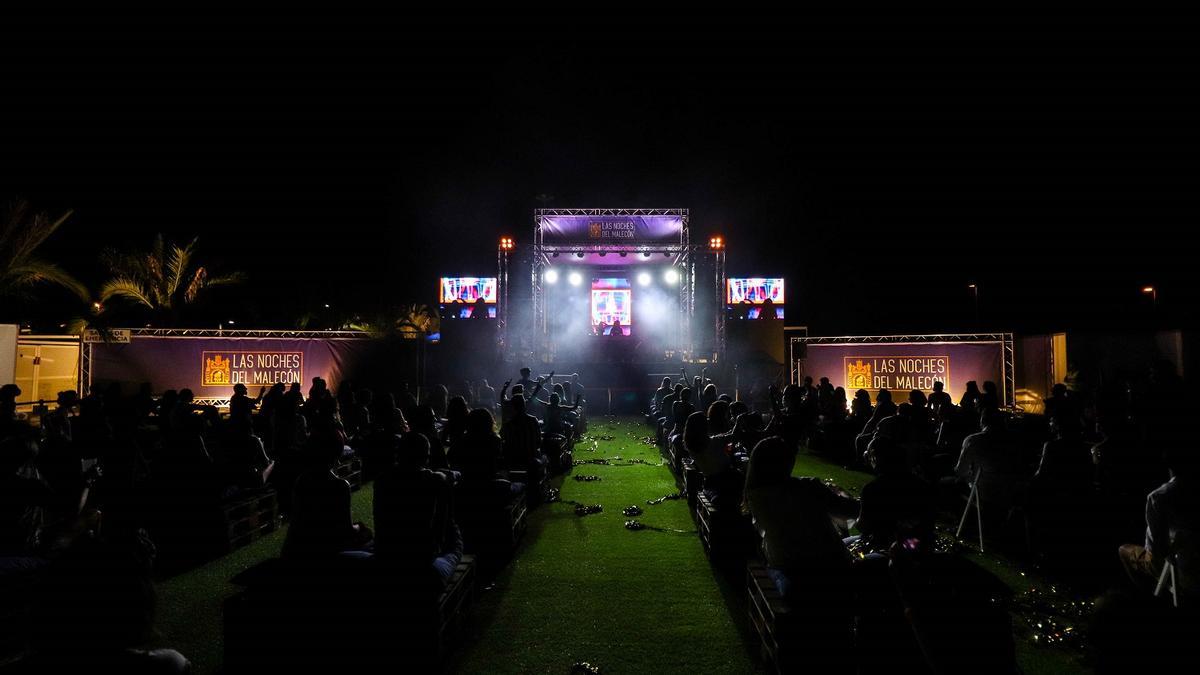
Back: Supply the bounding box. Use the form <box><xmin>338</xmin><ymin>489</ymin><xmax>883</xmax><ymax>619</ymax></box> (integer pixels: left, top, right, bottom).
<box><xmin>544</xmin><ymin>269</ymin><xmax>559</xmax><ymax>284</ymax></box>
<box><xmin>664</xmin><ymin>269</ymin><xmax>680</xmax><ymax>285</ymax></box>
<box><xmin>568</xmin><ymin>271</ymin><xmax>583</xmax><ymax>286</ymax></box>
<box><xmin>637</xmin><ymin>272</ymin><xmax>652</xmax><ymax>286</ymax></box>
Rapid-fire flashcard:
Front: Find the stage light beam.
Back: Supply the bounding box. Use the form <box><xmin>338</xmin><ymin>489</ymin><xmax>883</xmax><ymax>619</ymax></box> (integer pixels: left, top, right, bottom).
<box><xmin>568</xmin><ymin>271</ymin><xmax>583</xmax><ymax>286</ymax></box>
<box><xmin>664</xmin><ymin>269</ymin><xmax>679</xmax><ymax>285</ymax></box>
<box><xmin>544</xmin><ymin>269</ymin><xmax>559</xmax><ymax>284</ymax></box>
<box><xmin>637</xmin><ymin>272</ymin><xmax>652</xmax><ymax>286</ymax></box>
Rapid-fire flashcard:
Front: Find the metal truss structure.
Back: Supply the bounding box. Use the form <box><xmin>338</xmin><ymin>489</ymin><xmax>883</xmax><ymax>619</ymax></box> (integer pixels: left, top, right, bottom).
<box><xmin>497</xmin><ymin>245</ymin><xmax>511</xmax><ymax>353</ymax></box>
<box><xmin>712</xmin><ymin>247</ymin><xmax>726</xmax><ymax>362</ymax></box>
<box><xmin>788</xmin><ymin>333</ymin><xmax>1016</xmax><ymax>409</ymax></box>
<box><xmin>521</xmin><ymin>208</ymin><xmax>719</xmax><ymax>362</ymax></box>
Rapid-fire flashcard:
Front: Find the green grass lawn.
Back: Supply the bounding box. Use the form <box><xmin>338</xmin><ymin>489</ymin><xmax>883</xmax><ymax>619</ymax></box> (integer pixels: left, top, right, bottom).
<box><xmin>447</xmin><ymin>417</ymin><xmax>760</xmax><ymax>674</ymax></box>
<box><xmin>154</xmin><ymin>417</ymin><xmax>1091</xmax><ymax>673</ymax></box>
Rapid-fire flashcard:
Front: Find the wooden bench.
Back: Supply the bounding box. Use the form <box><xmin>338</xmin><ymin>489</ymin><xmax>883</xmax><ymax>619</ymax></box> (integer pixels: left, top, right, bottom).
<box><xmin>223</xmin><ymin>554</ymin><xmax>477</xmax><ymax>671</ymax></box>
<box><xmin>221</xmin><ymin>489</ymin><xmax>279</xmax><ymax>552</ymax></box>
<box><xmin>333</xmin><ymin>456</ymin><xmax>363</xmax><ymax>491</ymax></box>
<box><xmin>694</xmin><ymin>491</ymin><xmax>755</xmax><ymax>560</ymax></box>
<box><xmin>436</xmin><ymin>555</ymin><xmax>477</xmax><ymax>659</ymax></box>
<box><xmin>747</xmin><ymin>561</ymin><xmax>797</xmax><ymax>675</ymax></box>
<box><xmin>459</xmin><ymin>491</ymin><xmax>528</xmax><ymax>557</ymax></box>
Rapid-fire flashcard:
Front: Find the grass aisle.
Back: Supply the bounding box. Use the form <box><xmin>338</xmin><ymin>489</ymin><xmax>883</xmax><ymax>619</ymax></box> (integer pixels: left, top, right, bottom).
<box><xmin>449</xmin><ymin>417</ymin><xmax>760</xmax><ymax>674</ymax></box>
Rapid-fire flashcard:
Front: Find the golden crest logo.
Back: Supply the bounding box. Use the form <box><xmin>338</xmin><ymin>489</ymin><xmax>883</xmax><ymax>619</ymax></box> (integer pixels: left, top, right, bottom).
<box><xmin>588</xmin><ymin>222</ymin><xmax>602</xmax><ymax>239</ymax></box>
<box><xmin>847</xmin><ymin>359</ymin><xmax>872</xmax><ymax>390</ymax></box>
<box><xmin>203</xmin><ymin>354</ymin><xmax>232</xmax><ymax>386</ymax></box>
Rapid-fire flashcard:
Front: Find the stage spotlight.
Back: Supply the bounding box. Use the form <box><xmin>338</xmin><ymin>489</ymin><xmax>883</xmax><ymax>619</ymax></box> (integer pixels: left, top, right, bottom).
<box><xmin>575</xmin><ymin>252</ymin><xmax>585</xmax><ymax>259</ymax></box>
<box><xmin>708</xmin><ymin>235</ymin><xmax>725</xmax><ymax>251</ymax></box>
<box><xmin>598</xmin><ymin>251</ymin><xmax>607</xmax><ymax>257</ymax></box>
<box><xmin>663</xmin><ymin>252</ymin><xmax>671</xmax><ymax>257</ymax></box>
<box><xmin>642</xmin><ymin>252</ymin><xmax>651</xmax><ymax>258</ymax></box>
<box><xmin>499</xmin><ymin>236</ymin><xmax>515</xmax><ymax>251</ymax></box>
<box><xmin>637</xmin><ymin>272</ymin><xmax>652</xmax><ymax>286</ymax></box>
<box><xmin>664</xmin><ymin>269</ymin><xmax>680</xmax><ymax>285</ymax></box>
<box><xmin>568</xmin><ymin>271</ymin><xmax>583</xmax><ymax>286</ymax></box>
<box><xmin>619</xmin><ymin>251</ymin><xmax>627</xmax><ymax>257</ymax></box>
<box><xmin>544</xmin><ymin>269</ymin><xmax>559</xmax><ymax>284</ymax></box>
<box><xmin>552</xmin><ymin>252</ymin><xmax>560</xmax><ymax>258</ymax></box>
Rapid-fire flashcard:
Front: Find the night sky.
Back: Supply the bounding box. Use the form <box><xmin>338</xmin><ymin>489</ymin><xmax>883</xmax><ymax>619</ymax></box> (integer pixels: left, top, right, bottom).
<box><xmin>2</xmin><ymin>12</ymin><xmax>1194</xmax><ymax>335</ymax></box>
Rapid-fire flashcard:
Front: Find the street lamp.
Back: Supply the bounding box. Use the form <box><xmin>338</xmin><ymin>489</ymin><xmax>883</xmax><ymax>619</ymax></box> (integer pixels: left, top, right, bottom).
<box><xmin>1143</xmin><ymin>286</ymin><xmax>1157</xmax><ymax>306</ymax></box>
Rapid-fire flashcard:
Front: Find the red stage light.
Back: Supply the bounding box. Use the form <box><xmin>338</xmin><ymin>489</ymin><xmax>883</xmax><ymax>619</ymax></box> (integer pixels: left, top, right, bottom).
<box><xmin>709</xmin><ymin>235</ymin><xmax>725</xmax><ymax>251</ymax></box>
<box><xmin>499</xmin><ymin>236</ymin><xmax>515</xmax><ymax>251</ymax></box>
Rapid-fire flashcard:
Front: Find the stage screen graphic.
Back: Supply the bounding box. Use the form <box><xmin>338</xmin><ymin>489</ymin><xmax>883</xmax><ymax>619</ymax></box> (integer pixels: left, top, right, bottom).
<box><xmin>439</xmin><ymin>277</ymin><xmax>497</xmax><ymax>304</ymax></box>
<box><xmin>727</xmin><ymin>278</ymin><xmax>784</xmax><ymax>305</ymax></box>
<box><xmin>445</xmin><ymin>305</ymin><xmax>497</xmax><ymax>319</ymax></box>
<box><xmin>591</xmin><ymin>278</ymin><xmax>631</xmax><ymax>335</ymax></box>
<box><xmin>745</xmin><ymin>307</ymin><xmax>785</xmax><ymax>320</ymax></box>
<box><xmin>541</xmin><ymin>214</ymin><xmax>683</xmax><ymax>245</ymax></box>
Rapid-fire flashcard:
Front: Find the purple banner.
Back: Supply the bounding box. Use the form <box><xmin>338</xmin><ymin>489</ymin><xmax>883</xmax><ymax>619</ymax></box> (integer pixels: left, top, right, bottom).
<box><xmin>799</xmin><ymin>341</ymin><xmax>1004</xmax><ymax>402</ymax></box>
<box><xmin>541</xmin><ymin>215</ymin><xmax>683</xmax><ymax>245</ymax></box>
<box><xmin>90</xmin><ymin>336</ymin><xmax>370</xmax><ymax>398</ymax></box>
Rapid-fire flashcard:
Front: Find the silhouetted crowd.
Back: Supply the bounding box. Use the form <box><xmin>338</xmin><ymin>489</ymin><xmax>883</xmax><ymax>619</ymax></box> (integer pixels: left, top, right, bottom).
<box><xmin>650</xmin><ymin>367</ymin><xmax>1196</xmax><ymax>672</ymax></box>
<box><xmin>0</xmin><ymin>370</ymin><xmax>586</xmax><ymax>671</ymax></box>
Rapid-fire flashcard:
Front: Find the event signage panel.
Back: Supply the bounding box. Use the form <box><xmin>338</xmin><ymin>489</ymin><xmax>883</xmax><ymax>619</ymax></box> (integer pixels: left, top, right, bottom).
<box><xmin>202</xmin><ymin>351</ymin><xmax>303</xmax><ymax>387</ymax></box>
<box><xmin>90</xmin><ymin>335</ymin><xmax>368</xmax><ymax>395</ymax></box>
<box><xmin>83</xmin><ymin>329</ymin><xmax>131</xmax><ymax>343</ymax></box>
<box><xmin>800</xmin><ymin>341</ymin><xmax>1003</xmax><ymax>401</ymax></box>
<box><xmin>541</xmin><ymin>215</ymin><xmax>683</xmax><ymax>244</ymax></box>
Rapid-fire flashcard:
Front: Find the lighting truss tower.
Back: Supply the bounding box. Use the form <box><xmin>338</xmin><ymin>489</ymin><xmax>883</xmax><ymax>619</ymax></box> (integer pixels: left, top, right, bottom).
<box><xmin>497</xmin><ymin>236</ymin><xmax>514</xmax><ymax>356</ymax></box>
<box><xmin>711</xmin><ymin>237</ymin><xmax>726</xmax><ymax>362</ymax></box>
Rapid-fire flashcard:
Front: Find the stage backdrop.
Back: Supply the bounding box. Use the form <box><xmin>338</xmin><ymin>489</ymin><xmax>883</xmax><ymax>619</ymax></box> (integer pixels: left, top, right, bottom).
<box><xmin>799</xmin><ymin>341</ymin><xmax>1004</xmax><ymax>402</ymax></box>
<box><xmin>89</xmin><ymin>335</ymin><xmax>370</xmax><ymax>399</ymax></box>
<box><xmin>540</xmin><ymin>214</ymin><xmax>683</xmax><ymax>245</ymax></box>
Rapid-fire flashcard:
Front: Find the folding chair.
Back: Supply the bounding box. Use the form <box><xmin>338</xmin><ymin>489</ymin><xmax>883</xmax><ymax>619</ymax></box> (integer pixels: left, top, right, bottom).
<box><xmin>1155</xmin><ymin>556</ymin><xmax>1178</xmax><ymax>608</ymax></box>
<box><xmin>956</xmin><ymin>468</ymin><xmax>985</xmax><ymax>552</ymax></box>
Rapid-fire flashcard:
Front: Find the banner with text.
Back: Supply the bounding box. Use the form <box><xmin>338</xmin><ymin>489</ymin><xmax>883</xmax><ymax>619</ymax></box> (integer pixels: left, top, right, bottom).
<box><xmin>799</xmin><ymin>341</ymin><xmax>1004</xmax><ymax>402</ymax></box>
<box><xmin>540</xmin><ymin>214</ymin><xmax>683</xmax><ymax>245</ymax></box>
<box><xmin>90</xmin><ymin>335</ymin><xmax>370</xmax><ymax>397</ymax></box>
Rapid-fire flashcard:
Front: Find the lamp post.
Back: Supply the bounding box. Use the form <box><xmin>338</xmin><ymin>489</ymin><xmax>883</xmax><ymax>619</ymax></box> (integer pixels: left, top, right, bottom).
<box><xmin>968</xmin><ymin>283</ymin><xmax>979</xmax><ymax>326</ymax></box>
<box><xmin>1142</xmin><ymin>285</ymin><xmax>1157</xmax><ymax>307</ymax></box>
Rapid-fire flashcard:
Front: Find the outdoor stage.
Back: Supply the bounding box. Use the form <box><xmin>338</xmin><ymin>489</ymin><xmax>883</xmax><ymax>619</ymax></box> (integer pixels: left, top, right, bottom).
<box><xmin>497</xmin><ymin>208</ymin><xmax>726</xmax><ymax>367</ymax></box>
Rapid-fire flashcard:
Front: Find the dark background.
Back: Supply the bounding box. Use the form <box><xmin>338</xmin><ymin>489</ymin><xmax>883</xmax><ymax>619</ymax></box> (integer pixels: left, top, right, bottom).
<box><xmin>2</xmin><ymin>12</ymin><xmax>1194</xmax><ymax>335</ymax></box>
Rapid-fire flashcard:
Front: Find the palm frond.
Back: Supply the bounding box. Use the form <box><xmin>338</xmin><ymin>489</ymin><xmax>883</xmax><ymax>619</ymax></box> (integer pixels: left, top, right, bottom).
<box><xmin>167</xmin><ymin>237</ymin><xmax>197</xmax><ymax>304</ymax></box>
<box><xmin>0</xmin><ymin>260</ymin><xmax>89</xmax><ymax>301</ymax></box>
<box><xmin>99</xmin><ymin>277</ymin><xmax>155</xmax><ymax>308</ymax></box>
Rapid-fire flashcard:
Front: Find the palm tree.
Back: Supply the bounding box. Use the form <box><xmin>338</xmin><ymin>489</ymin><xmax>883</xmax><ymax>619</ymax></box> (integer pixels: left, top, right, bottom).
<box><xmin>347</xmin><ymin>303</ymin><xmax>440</xmax><ymax>338</ymax></box>
<box><xmin>0</xmin><ymin>200</ymin><xmax>89</xmax><ymax>303</ymax></box>
<box><xmin>99</xmin><ymin>234</ymin><xmax>245</xmax><ymax>323</ymax></box>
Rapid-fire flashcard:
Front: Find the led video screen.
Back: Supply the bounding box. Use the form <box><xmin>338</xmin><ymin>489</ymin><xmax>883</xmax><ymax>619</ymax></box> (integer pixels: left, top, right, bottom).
<box><xmin>591</xmin><ymin>278</ymin><xmax>631</xmax><ymax>335</ymax></box>
<box><xmin>439</xmin><ymin>277</ymin><xmax>497</xmax><ymax>304</ymax></box>
<box><xmin>726</xmin><ymin>277</ymin><xmax>784</xmax><ymax>305</ymax></box>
